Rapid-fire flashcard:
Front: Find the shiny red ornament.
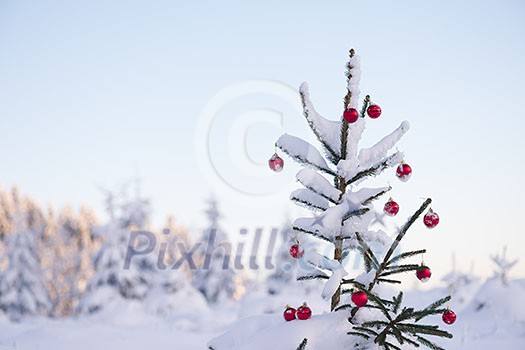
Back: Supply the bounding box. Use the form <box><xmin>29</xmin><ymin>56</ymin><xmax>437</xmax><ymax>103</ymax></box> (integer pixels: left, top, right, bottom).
<box><xmin>442</xmin><ymin>309</ymin><xmax>457</xmax><ymax>325</ymax></box>
<box><xmin>367</xmin><ymin>104</ymin><xmax>382</xmax><ymax>119</ymax></box>
<box><xmin>396</xmin><ymin>163</ymin><xmax>412</xmax><ymax>182</ymax></box>
<box><xmin>423</xmin><ymin>209</ymin><xmax>440</xmax><ymax>229</ymax></box>
<box><xmin>351</xmin><ymin>291</ymin><xmax>368</xmax><ymax>307</ymax></box>
<box><xmin>343</xmin><ymin>108</ymin><xmax>359</xmax><ymax>123</ymax></box>
<box><xmin>289</xmin><ymin>244</ymin><xmax>304</xmax><ymax>259</ymax></box>
<box><xmin>416</xmin><ymin>265</ymin><xmax>432</xmax><ymax>283</ymax></box>
<box><xmin>268</xmin><ymin>153</ymin><xmax>284</xmax><ymax>172</ymax></box>
<box><xmin>384</xmin><ymin>198</ymin><xmax>400</xmax><ymax>216</ymax></box>
<box><xmin>296</xmin><ymin>303</ymin><xmax>312</xmax><ymax>320</ymax></box>
<box><xmin>283</xmin><ymin>305</ymin><xmax>296</xmax><ymax>321</ymax></box>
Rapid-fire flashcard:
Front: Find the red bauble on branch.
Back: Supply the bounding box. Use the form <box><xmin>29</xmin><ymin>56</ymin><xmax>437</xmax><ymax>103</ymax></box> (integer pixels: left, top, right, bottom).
<box><xmin>367</xmin><ymin>104</ymin><xmax>382</xmax><ymax>119</ymax></box>
<box><xmin>289</xmin><ymin>243</ymin><xmax>304</xmax><ymax>259</ymax></box>
<box><xmin>423</xmin><ymin>209</ymin><xmax>439</xmax><ymax>229</ymax></box>
<box><xmin>283</xmin><ymin>305</ymin><xmax>296</xmax><ymax>321</ymax></box>
<box><xmin>384</xmin><ymin>198</ymin><xmax>399</xmax><ymax>216</ymax></box>
<box><xmin>296</xmin><ymin>303</ymin><xmax>312</xmax><ymax>320</ymax></box>
<box><xmin>268</xmin><ymin>153</ymin><xmax>284</xmax><ymax>172</ymax></box>
<box><xmin>442</xmin><ymin>309</ymin><xmax>457</xmax><ymax>325</ymax></box>
<box><xmin>416</xmin><ymin>265</ymin><xmax>432</xmax><ymax>283</ymax></box>
<box><xmin>396</xmin><ymin>162</ymin><xmax>412</xmax><ymax>182</ymax></box>
<box><xmin>351</xmin><ymin>291</ymin><xmax>368</xmax><ymax>307</ymax></box>
<box><xmin>343</xmin><ymin>108</ymin><xmax>359</xmax><ymax>123</ymax></box>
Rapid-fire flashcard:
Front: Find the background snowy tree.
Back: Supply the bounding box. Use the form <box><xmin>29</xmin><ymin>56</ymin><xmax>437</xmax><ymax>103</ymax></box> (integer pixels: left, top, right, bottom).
<box><xmin>193</xmin><ymin>197</ymin><xmax>240</xmax><ymax>304</ymax></box>
<box><xmin>0</xmin><ymin>197</ymin><xmax>50</xmax><ymax>321</ymax></box>
<box><xmin>490</xmin><ymin>246</ymin><xmax>518</xmax><ymax>286</ymax></box>
<box><xmin>40</xmin><ymin>206</ymin><xmax>99</xmax><ymax>317</ymax></box>
<box><xmin>79</xmin><ymin>189</ymin><xmax>149</xmax><ymax>313</ymax></box>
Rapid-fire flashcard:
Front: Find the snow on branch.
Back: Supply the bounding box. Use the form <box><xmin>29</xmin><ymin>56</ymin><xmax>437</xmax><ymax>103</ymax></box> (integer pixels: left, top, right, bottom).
<box><xmin>304</xmin><ymin>251</ymin><xmax>348</xmax><ymax>300</ymax></box>
<box><xmin>277</xmin><ymin>134</ymin><xmax>336</xmax><ymax>176</ymax></box>
<box><xmin>299</xmin><ymin>83</ymin><xmax>342</xmax><ymax>164</ymax></box>
<box><xmin>342</xmin><ymin>151</ymin><xmax>404</xmax><ymax>185</ymax></box>
<box><xmin>341</xmin><ymin>52</ymin><xmax>365</xmax><ymax>162</ymax></box>
<box><xmin>292</xmin><ymin>188</ymin><xmax>383</xmax><ymax>242</ymax></box>
<box><xmin>358</xmin><ymin>121</ymin><xmax>410</xmax><ymax>170</ymax></box>
<box><xmin>345</xmin><ymin>54</ymin><xmax>361</xmax><ymax>109</ymax></box>
<box><xmin>296</xmin><ymin>168</ymin><xmax>341</xmax><ymax>204</ymax></box>
<box><xmin>292</xmin><ymin>224</ymin><xmax>332</xmax><ymax>242</ymax></box>
<box><xmin>290</xmin><ymin>188</ymin><xmax>329</xmax><ymax>212</ymax></box>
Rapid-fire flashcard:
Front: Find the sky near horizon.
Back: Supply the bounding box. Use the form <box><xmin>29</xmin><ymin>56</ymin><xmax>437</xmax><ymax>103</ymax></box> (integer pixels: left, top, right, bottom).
<box><xmin>0</xmin><ymin>0</ymin><xmax>524</xmax><ymax>281</ymax></box>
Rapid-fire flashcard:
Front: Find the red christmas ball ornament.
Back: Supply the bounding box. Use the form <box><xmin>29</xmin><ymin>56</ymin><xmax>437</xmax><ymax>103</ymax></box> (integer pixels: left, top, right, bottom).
<box><xmin>283</xmin><ymin>305</ymin><xmax>296</xmax><ymax>322</ymax></box>
<box><xmin>423</xmin><ymin>209</ymin><xmax>440</xmax><ymax>229</ymax></box>
<box><xmin>268</xmin><ymin>153</ymin><xmax>284</xmax><ymax>172</ymax></box>
<box><xmin>367</xmin><ymin>104</ymin><xmax>382</xmax><ymax>119</ymax></box>
<box><xmin>442</xmin><ymin>309</ymin><xmax>457</xmax><ymax>325</ymax></box>
<box><xmin>351</xmin><ymin>291</ymin><xmax>368</xmax><ymax>307</ymax></box>
<box><xmin>396</xmin><ymin>162</ymin><xmax>412</xmax><ymax>182</ymax></box>
<box><xmin>416</xmin><ymin>265</ymin><xmax>432</xmax><ymax>283</ymax></box>
<box><xmin>384</xmin><ymin>198</ymin><xmax>400</xmax><ymax>216</ymax></box>
<box><xmin>289</xmin><ymin>244</ymin><xmax>304</xmax><ymax>259</ymax></box>
<box><xmin>343</xmin><ymin>108</ymin><xmax>359</xmax><ymax>123</ymax></box>
<box><xmin>296</xmin><ymin>302</ymin><xmax>312</xmax><ymax>320</ymax></box>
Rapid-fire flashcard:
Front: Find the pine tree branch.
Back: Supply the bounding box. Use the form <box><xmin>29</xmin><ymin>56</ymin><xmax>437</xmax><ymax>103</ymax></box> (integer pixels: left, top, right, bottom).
<box><xmin>299</xmin><ymin>88</ymin><xmax>340</xmax><ymax>165</ymax></box>
<box><xmin>415</xmin><ymin>335</ymin><xmax>446</xmax><ymax>350</ymax></box>
<box><xmin>296</xmin><ymin>338</ymin><xmax>308</xmax><ymax>350</ymax></box>
<box><xmin>352</xmin><ymin>326</ymin><xmax>380</xmax><ymax>337</ymax></box>
<box><xmin>341</xmin><ymin>278</ymin><xmax>361</xmax><ymax>286</ymax></box>
<box><xmin>334</xmin><ymin>303</ymin><xmax>355</xmax><ymax>312</ymax></box>
<box><xmin>365</xmin><ymin>291</ymin><xmax>393</xmax><ymax>322</ymax></box>
<box><xmin>347</xmin><ymin>331</ymin><xmax>370</xmax><ymax>340</ymax></box>
<box><xmin>387</xmin><ymin>249</ymin><xmax>427</xmax><ymax>267</ymax></box>
<box><xmin>342</xmin><ymin>208</ymin><xmax>370</xmax><ymax>222</ymax></box>
<box><xmin>412</xmin><ymin>295</ymin><xmax>451</xmax><ymax>322</ymax></box>
<box><xmin>292</xmin><ymin>225</ymin><xmax>332</xmax><ymax>242</ymax></box>
<box><xmin>346</xmin><ymin>152</ymin><xmax>403</xmax><ymax>185</ymax></box>
<box><xmin>276</xmin><ymin>135</ymin><xmax>337</xmax><ymax>176</ymax></box>
<box><xmin>377</xmin><ymin>278</ymin><xmax>402</xmax><ymax>285</ymax></box>
<box><xmin>383</xmin><ymin>341</ymin><xmax>402</xmax><ymax>350</ymax></box>
<box><xmin>355</xmin><ymin>232</ymin><xmax>380</xmax><ymax>270</ymax></box>
<box><xmin>300</xmin><ymin>184</ymin><xmax>340</xmax><ymax>205</ymax></box>
<box><xmin>396</xmin><ymin>323</ymin><xmax>453</xmax><ymax>338</ymax></box>
<box><xmin>362</xmin><ymin>186</ymin><xmax>392</xmax><ymax>205</ymax></box>
<box><xmin>393</xmin><ymin>292</ymin><xmax>404</xmax><ymax>314</ymax></box>
<box><xmin>380</xmin><ymin>264</ymin><xmax>420</xmax><ymax>277</ymax></box>
<box><xmin>297</xmin><ymin>275</ymin><xmax>329</xmax><ymax>281</ymax></box>
<box><xmin>361</xmin><ymin>320</ymin><xmax>391</xmax><ymax>328</ymax></box>
<box><xmin>367</xmin><ymin>199</ymin><xmax>432</xmax><ymax>291</ymax></box>
<box><xmin>400</xmin><ymin>334</ymin><xmax>420</xmax><ymax>348</ymax></box>
<box><xmin>290</xmin><ymin>196</ymin><xmax>329</xmax><ymax>212</ymax></box>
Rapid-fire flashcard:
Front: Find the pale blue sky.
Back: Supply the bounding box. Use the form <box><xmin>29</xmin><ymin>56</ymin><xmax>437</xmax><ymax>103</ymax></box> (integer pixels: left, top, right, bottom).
<box><xmin>1</xmin><ymin>0</ymin><xmax>524</xmax><ymax>280</ymax></box>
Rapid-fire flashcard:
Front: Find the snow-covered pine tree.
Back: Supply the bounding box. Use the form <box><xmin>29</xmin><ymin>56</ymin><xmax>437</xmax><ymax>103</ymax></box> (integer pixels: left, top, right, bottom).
<box><xmin>276</xmin><ymin>49</ymin><xmax>454</xmax><ymax>349</ymax></box>
<box><xmin>490</xmin><ymin>246</ymin><xmax>518</xmax><ymax>286</ymax></box>
<box><xmin>0</xmin><ymin>199</ymin><xmax>50</xmax><ymax>321</ymax></box>
<box><xmin>79</xmin><ymin>190</ymin><xmax>149</xmax><ymax>313</ymax></box>
<box><xmin>193</xmin><ymin>197</ymin><xmax>240</xmax><ymax>304</ymax></box>
<box><xmin>41</xmin><ymin>206</ymin><xmax>98</xmax><ymax>317</ymax></box>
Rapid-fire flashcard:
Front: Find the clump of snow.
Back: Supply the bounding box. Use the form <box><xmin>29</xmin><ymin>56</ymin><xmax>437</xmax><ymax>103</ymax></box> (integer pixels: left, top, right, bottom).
<box><xmin>276</xmin><ymin>133</ymin><xmax>335</xmax><ymax>175</ymax></box>
<box><xmin>299</xmin><ymin>82</ymin><xmax>342</xmax><ymax>160</ymax></box>
<box><xmin>296</xmin><ymin>168</ymin><xmax>341</xmax><ymax>203</ymax></box>
<box><xmin>290</xmin><ymin>188</ymin><xmax>330</xmax><ymax>211</ymax></box>
<box><xmin>358</xmin><ymin>121</ymin><xmax>410</xmax><ymax>170</ymax></box>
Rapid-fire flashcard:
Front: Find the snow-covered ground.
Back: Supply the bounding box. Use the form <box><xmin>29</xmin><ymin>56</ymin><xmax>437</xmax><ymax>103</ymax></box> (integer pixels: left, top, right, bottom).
<box><xmin>1</xmin><ymin>278</ymin><xmax>524</xmax><ymax>349</ymax></box>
